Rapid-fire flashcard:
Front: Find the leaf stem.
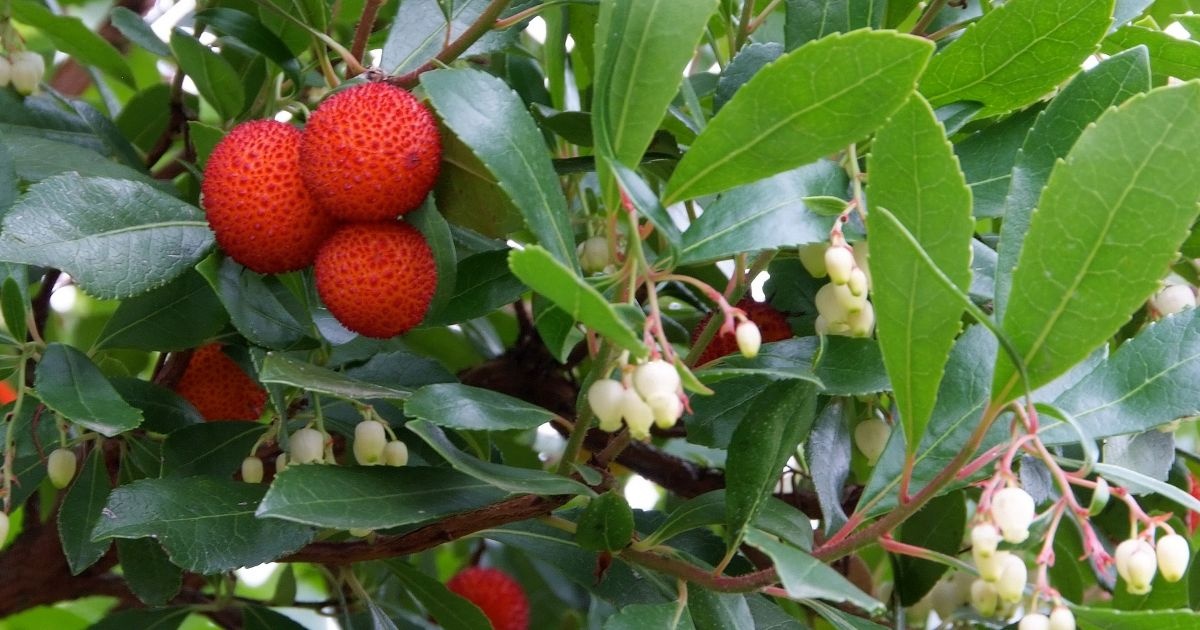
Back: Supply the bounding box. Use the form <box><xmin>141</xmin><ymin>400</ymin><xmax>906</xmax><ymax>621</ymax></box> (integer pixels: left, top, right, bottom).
<box><xmin>348</xmin><ymin>0</ymin><xmax>386</xmax><ymax>77</ymax></box>
<box><xmin>389</xmin><ymin>0</ymin><xmax>514</xmax><ymax>87</ymax></box>
<box><xmin>734</xmin><ymin>0</ymin><xmax>756</xmax><ymax>50</ymax></box>
<box><xmin>910</xmin><ymin>0</ymin><xmax>949</xmax><ymax>37</ymax></box>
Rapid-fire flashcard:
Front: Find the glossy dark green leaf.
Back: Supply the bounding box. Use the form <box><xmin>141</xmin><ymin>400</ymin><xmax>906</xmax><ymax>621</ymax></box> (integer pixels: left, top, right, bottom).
<box><xmin>89</xmin><ymin>608</ymin><xmax>190</xmax><ymax>630</ymax></box>
<box><xmin>1</xmin><ymin>277</ymin><xmax>26</xmax><ymax>342</ymax></box>
<box><xmin>94</xmin><ymin>270</ymin><xmax>227</xmax><ymax>351</ymax></box>
<box><xmin>406</xmin><ymin>383</ymin><xmax>556</xmax><ymax>431</ymax></box>
<box><xmin>116</xmin><ymin>538</ymin><xmax>183</xmax><ymax>606</ymax></box>
<box><xmin>170</xmin><ymin>29</ymin><xmax>245</xmax><ymax>119</ymax></box>
<box><xmin>199</xmin><ymin>258</ymin><xmax>312</xmax><ymax>350</ymax></box>
<box><xmin>803</xmin><ymin>599</ymin><xmax>889</xmax><ymax>630</ymax></box>
<box><xmin>808</xmin><ymin>399</ymin><xmax>851</xmax><ymax>535</ymax></box>
<box><xmin>744</xmin><ymin>530</ymin><xmax>882</xmax><ymax>613</ymax></box>
<box><xmin>423</xmin><ymin>68</ymin><xmax>577</xmax><ymax>270</ymax></box>
<box><xmin>532</xmin><ymin>296</ymin><xmax>584</xmax><ymax>364</ymax></box>
<box><xmin>639</xmin><ymin>490</ymin><xmax>812</xmax><ymax>551</ymax></box>
<box><xmin>920</xmin><ymin>0</ymin><xmax>1115</xmax><ymax>115</ymax></box>
<box><xmin>109</xmin><ymin>378</ymin><xmax>202</xmax><ymax>434</ymax></box>
<box><xmin>57</xmin><ymin>449</ymin><xmax>112</xmax><ymax>575</ymax></box>
<box><xmin>953</xmin><ymin>106</ymin><xmax>1039</xmax><ymax>219</ymax></box>
<box><xmin>688</xmin><ymin>589</ymin><xmax>753</xmax><ymax>630</ymax></box>
<box><xmin>784</xmin><ymin>0</ymin><xmax>885</xmax><ymax>49</ymax></box>
<box><xmin>715</xmin><ymin>43</ymin><xmax>782</xmax><ymax>111</ymax></box>
<box><xmin>1104</xmin><ymin>24</ymin><xmax>1200</xmax><ymax>81</ymax></box>
<box><xmin>115</xmin><ymin>85</ymin><xmax>173</xmax><ymax>153</ymax></box>
<box><xmin>1073</xmin><ymin>607</ymin><xmax>1200</xmax><ymax>630</ymax></box>
<box><xmin>663</xmin><ymin>30</ymin><xmax>932</xmax><ymax>204</ymax></box>
<box><xmin>424</xmin><ymin>250</ymin><xmax>525</xmax><ymax>326</ymax></box>
<box><xmin>385</xmin><ymin>561</ymin><xmax>492</xmax><ymax>630</ymax></box>
<box><xmin>259</xmin><ymin>353</ymin><xmax>410</xmax><ymax>402</ymax></box>
<box><xmin>161</xmin><ymin>422</ymin><xmax>265</xmax><ymax>478</ymax></box>
<box><xmin>604</xmin><ymin>603</ymin><xmax>695</xmax><ymax>630</ymax></box>
<box><xmin>868</xmin><ymin>94</ymin><xmax>973</xmax><ymax>453</ymax></box>
<box><xmin>94</xmin><ymin>477</ymin><xmax>314</xmax><ymax>573</ymax></box>
<box><xmin>0</xmin><ymin>174</ymin><xmax>211</xmax><ymax>299</ymax></box>
<box><xmin>893</xmin><ymin>491</ymin><xmax>966</xmax><ymax>605</ymax></box>
<box><xmin>576</xmin><ymin>490</ymin><xmax>634</xmax><ymax>552</ymax></box>
<box><xmin>194</xmin><ymin>8</ymin><xmax>303</xmax><ymax>86</ymax></box>
<box><xmin>110</xmin><ymin>7</ymin><xmax>172</xmax><ymax>57</ymax></box>
<box><xmin>380</xmin><ymin>0</ymin><xmax>513</xmax><ymax>74</ymax></box>
<box><xmin>995</xmin><ymin>83</ymin><xmax>1200</xmax><ymax>404</ymax></box>
<box><xmin>36</xmin><ymin>343</ymin><xmax>143</xmax><ymax>436</ymax></box>
<box><xmin>257</xmin><ymin>465</ymin><xmax>507</xmax><ymax>529</ymax></box>
<box><xmin>11</xmin><ymin>0</ymin><xmax>134</xmax><ymax>87</ymax></box>
<box><xmin>242</xmin><ymin>605</ymin><xmax>307</xmax><ymax>630</ymax></box>
<box><xmin>686</xmin><ymin>376</ymin><xmax>771</xmax><ymax>449</ymax></box>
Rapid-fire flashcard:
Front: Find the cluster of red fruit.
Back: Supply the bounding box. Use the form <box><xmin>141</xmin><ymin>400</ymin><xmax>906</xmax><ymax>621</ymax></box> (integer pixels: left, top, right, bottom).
<box><xmin>202</xmin><ymin>82</ymin><xmax>441</xmax><ymax>339</ymax></box>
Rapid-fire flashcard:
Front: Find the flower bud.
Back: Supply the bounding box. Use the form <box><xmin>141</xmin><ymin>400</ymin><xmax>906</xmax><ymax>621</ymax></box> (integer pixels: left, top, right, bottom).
<box><xmin>978</xmin><ymin>549</ymin><xmax>1009</xmax><ymax>582</ymax></box>
<box><xmin>241</xmin><ymin>456</ymin><xmax>264</xmax><ymax>483</ymax></box>
<box><xmin>853</xmin><ymin>242</ymin><xmax>871</xmax><ymax>288</ymax></box>
<box><xmin>588</xmin><ymin>379</ymin><xmax>626</xmax><ymax>432</ymax></box>
<box><xmin>815</xmin><ymin>283</ymin><xmax>850</xmax><ymax>322</ymax></box>
<box><xmin>970</xmin><ymin>578</ymin><xmax>998</xmax><ymax>617</ymax></box>
<box><xmin>798</xmin><ymin>243</ymin><xmax>829</xmax><ymax>277</ymax></box>
<box><xmin>348</xmin><ymin>527</ymin><xmax>372</xmax><ymax>538</ymax></box>
<box><xmin>47</xmin><ymin>448</ymin><xmax>77</xmax><ymax>489</ymax></box>
<box><xmin>1049</xmin><ymin>606</ymin><xmax>1075</xmax><ymax>630</ymax></box>
<box><xmin>0</xmin><ymin>512</ymin><xmax>8</xmax><ymax>546</ymax></box>
<box><xmin>633</xmin><ymin>359</ymin><xmax>680</xmax><ymax>400</ymax></box>
<box><xmin>577</xmin><ymin>236</ymin><xmax>610</xmax><ymax>274</ymax></box>
<box><xmin>992</xmin><ymin>486</ymin><xmax>1036</xmax><ymax>544</ymax></box>
<box><xmin>825</xmin><ymin>246</ymin><xmax>855</xmax><ymax>285</ymax></box>
<box><xmin>833</xmin><ymin>282</ymin><xmax>866</xmax><ymax>314</ymax></box>
<box><xmin>814</xmin><ymin>315</ymin><xmax>831</xmax><ymax>336</ymax></box>
<box><xmin>619</xmin><ymin>389</ymin><xmax>654</xmax><ymax>441</ymax></box>
<box><xmin>1157</xmin><ymin>534</ymin><xmax>1189</xmax><ymax>583</ymax></box>
<box><xmin>645</xmin><ymin>392</ymin><xmax>683</xmax><ymax>429</ymax></box>
<box><xmin>1019</xmin><ymin>613</ymin><xmax>1050</xmax><ymax>630</ymax></box>
<box><xmin>0</xmin><ymin>57</ymin><xmax>10</xmax><ymax>88</ymax></box>
<box><xmin>996</xmin><ymin>554</ymin><xmax>1027</xmax><ymax>603</ymax></box>
<box><xmin>972</xmin><ymin>523</ymin><xmax>1002</xmax><ymax>562</ymax></box>
<box><xmin>289</xmin><ymin>428</ymin><xmax>325</xmax><ymax>464</ymax></box>
<box><xmin>846</xmin><ymin>300</ymin><xmax>875</xmax><ymax>338</ymax></box>
<box><xmin>1115</xmin><ymin>539</ymin><xmax>1157</xmax><ymax>594</ymax></box>
<box><xmin>1151</xmin><ymin>284</ymin><xmax>1196</xmax><ymax>316</ymax></box>
<box><xmin>353</xmin><ymin>420</ymin><xmax>388</xmax><ymax>465</ymax></box>
<box><xmin>929</xmin><ymin>575</ymin><xmax>965</xmax><ymax>620</ymax></box>
<box><xmin>1088</xmin><ymin>477</ymin><xmax>1109</xmax><ymax>515</ymax></box>
<box><xmin>275</xmin><ymin>453</ymin><xmax>289</xmax><ymax>473</ymax></box>
<box><xmin>383</xmin><ymin>440</ymin><xmax>409</xmax><ymax>466</ymax></box>
<box><xmin>848</xmin><ymin>268</ymin><xmax>869</xmax><ymax>297</ymax></box>
<box><xmin>853</xmin><ymin>417</ymin><xmax>889</xmax><ymax>465</ymax></box>
<box><xmin>10</xmin><ymin>51</ymin><xmax>45</xmax><ymax>95</ymax></box>
<box><xmin>735</xmin><ymin>321</ymin><xmax>762</xmax><ymax>358</ymax></box>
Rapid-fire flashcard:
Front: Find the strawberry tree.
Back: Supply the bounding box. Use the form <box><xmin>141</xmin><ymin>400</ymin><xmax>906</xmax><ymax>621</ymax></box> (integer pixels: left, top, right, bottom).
<box><xmin>3</xmin><ymin>0</ymin><xmax>1200</xmax><ymax>628</ymax></box>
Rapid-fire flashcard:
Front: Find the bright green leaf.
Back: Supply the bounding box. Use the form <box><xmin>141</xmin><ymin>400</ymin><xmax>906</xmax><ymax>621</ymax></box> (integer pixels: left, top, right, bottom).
<box><xmin>405</xmin><ymin>383</ymin><xmax>556</xmax><ymax>431</ymax></box>
<box><xmin>259</xmin><ymin>353</ymin><xmax>410</xmax><ymax>402</ymax></box>
<box><xmin>35</xmin><ymin>343</ymin><xmax>143</xmax><ymax>437</ymax></box>
<box><xmin>170</xmin><ymin>29</ymin><xmax>246</xmax><ymax>119</ymax></box>
<box><xmin>744</xmin><ymin>530</ymin><xmax>882</xmax><ymax>613</ymax></box>
<box><xmin>94</xmin><ymin>270</ymin><xmax>227</xmax><ymax>352</ymax></box>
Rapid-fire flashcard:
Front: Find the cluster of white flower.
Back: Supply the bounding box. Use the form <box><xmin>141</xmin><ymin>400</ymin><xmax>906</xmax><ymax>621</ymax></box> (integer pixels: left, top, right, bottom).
<box><xmin>588</xmin><ymin>359</ymin><xmax>685</xmax><ymax>441</ymax></box>
<box><xmin>800</xmin><ymin>242</ymin><xmax>875</xmax><ymax>337</ymax></box>
<box><xmin>1112</xmin><ymin>533</ymin><xmax>1189</xmax><ymax>594</ymax></box>
<box><xmin>0</xmin><ymin>51</ymin><xmax>46</xmax><ymax>95</ymax></box>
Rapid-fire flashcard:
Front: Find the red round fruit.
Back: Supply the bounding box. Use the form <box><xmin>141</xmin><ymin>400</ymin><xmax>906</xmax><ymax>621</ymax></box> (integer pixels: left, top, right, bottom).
<box><xmin>201</xmin><ymin>120</ymin><xmax>333</xmax><ymax>274</ymax></box>
<box><xmin>174</xmin><ymin>344</ymin><xmax>267</xmax><ymax>422</ymax></box>
<box><xmin>693</xmin><ymin>298</ymin><xmax>792</xmax><ymax>365</ymax></box>
<box><xmin>446</xmin><ymin>567</ymin><xmax>529</xmax><ymax>630</ymax></box>
<box><xmin>300</xmin><ymin>82</ymin><xmax>441</xmax><ymax>222</ymax></box>
<box><xmin>314</xmin><ymin>222</ymin><xmax>437</xmax><ymax>339</ymax></box>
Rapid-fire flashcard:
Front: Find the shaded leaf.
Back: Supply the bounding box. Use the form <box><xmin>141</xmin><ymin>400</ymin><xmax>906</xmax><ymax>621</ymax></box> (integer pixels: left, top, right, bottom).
<box><xmin>36</xmin><ymin>343</ymin><xmax>142</xmax><ymax>436</ymax></box>
<box><xmin>58</xmin><ymin>449</ymin><xmax>112</xmax><ymax>575</ymax></box>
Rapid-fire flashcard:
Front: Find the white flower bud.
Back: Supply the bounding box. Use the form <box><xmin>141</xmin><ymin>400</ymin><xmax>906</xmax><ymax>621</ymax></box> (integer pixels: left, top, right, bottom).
<box><xmin>1049</xmin><ymin>606</ymin><xmax>1075</xmax><ymax>630</ymax></box>
<box><xmin>619</xmin><ymin>388</ymin><xmax>654</xmax><ymax>441</ymax></box>
<box><xmin>10</xmin><ymin>51</ymin><xmax>45</xmax><ymax>95</ymax></box>
<box><xmin>929</xmin><ymin>576</ymin><xmax>965</xmax><ymax>620</ymax></box>
<box><xmin>577</xmin><ymin>236</ymin><xmax>610</xmax><ymax>274</ymax></box>
<box><xmin>798</xmin><ymin>243</ymin><xmax>829</xmax><ymax>278</ymax></box>
<box><xmin>633</xmin><ymin>359</ymin><xmax>680</xmax><ymax>400</ymax></box>
<box><xmin>853</xmin><ymin>241</ymin><xmax>871</xmax><ymax>288</ymax></box>
<box><xmin>588</xmin><ymin>379</ymin><xmax>626</xmax><ymax>432</ymax></box>
<box><xmin>275</xmin><ymin>453</ymin><xmax>289</xmax><ymax>473</ymax></box>
<box><xmin>47</xmin><ymin>448</ymin><xmax>77</xmax><ymax>489</ymax></box>
<box><xmin>1151</xmin><ymin>284</ymin><xmax>1196</xmax><ymax>316</ymax></box>
<box><xmin>833</xmin><ymin>282</ymin><xmax>866</xmax><ymax>314</ymax></box>
<box><xmin>241</xmin><ymin>456</ymin><xmax>264</xmax><ymax>483</ymax></box>
<box><xmin>1115</xmin><ymin>539</ymin><xmax>1157</xmax><ymax>594</ymax></box>
<box><xmin>815</xmin><ymin>283</ymin><xmax>849</xmax><ymax>322</ymax></box>
<box><xmin>645</xmin><ymin>392</ymin><xmax>683</xmax><ymax>429</ymax></box>
<box><xmin>1088</xmin><ymin>477</ymin><xmax>1109</xmax><ymax>515</ymax></box>
<box><xmin>853</xmin><ymin>417</ymin><xmax>889</xmax><ymax>465</ymax></box>
<box><xmin>289</xmin><ymin>428</ymin><xmax>325</xmax><ymax>464</ymax></box>
<box><xmin>972</xmin><ymin>523</ymin><xmax>1002</xmax><ymax>562</ymax></box>
<box><xmin>0</xmin><ymin>57</ymin><xmax>10</xmax><ymax>88</ymax></box>
<box><xmin>978</xmin><ymin>549</ymin><xmax>1009</xmax><ymax>582</ymax></box>
<box><xmin>846</xmin><ymin>300</ymin><xmax>875</xmax><ymax>338</ymax></box>
<box><xmin>383</xmin><ymin>440</ymin><xmax>409</xmax><ymax>466</ymax></box>
<box><xmin>992</xmin><ymin>486</ymin><xmax>1036</xmax><ymax>544</ymax></box>
<box><xmin>735</xmin><ymin>321</ymin><xmax>761</xmax><ymax>358</ymax></box>
<box><xmin>814</xmin><ymin>315</ymin><xmax>831</xmax><ymax>336</ymax></box>
<box><xmin>1157</xmin><ymin>533</ymin><xmax>1190</xmax><ymax>583</ymax></box>
<box><xmin>825</xmin><ymin>246</ymin><xmax>855</xmax><ymax>285</ymax></box>
<box><xmin>353</xmin><ymin>420</ymin><xmax>388</xmax><ymax>465</ymax></box>
<box><xmin>848</xmin><ymin>268</ymin><xmax>869</xmax><ymax>297</ymax></box>
<box><xmin>996</xmin><ymin>554</ymin><xmax>1027</xmax><ymax>603</ymax></box>
<box><xmin>1019</xmin><ymin>613</ymin><xmax>1050</xmax><ymax>630</ymax></box>
<box><xmin>970</xmin><ymin>578</ymin><xmax>999</xmax><ymax>617</ymax></box>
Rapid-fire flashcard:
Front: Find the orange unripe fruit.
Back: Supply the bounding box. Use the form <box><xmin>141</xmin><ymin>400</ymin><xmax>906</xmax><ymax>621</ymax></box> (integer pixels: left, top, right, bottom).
<box><xmin>201</xmin><ymin>120</ymin><xmax>333</xmax><ymax>274</ymax></box>
<box><xmin>314</xmin><ymin>223</ymin><xmax>437</xmax><ymax>338</ymax></box>
<box><xmin>300</xmin><ymin>82</ymin><xmax>441</xmax><ymax>222</ymax></box>
<box><xmin>174</xmin><ymin>344</ymin><xmax>267</xmax><ymax>421</ymax></box>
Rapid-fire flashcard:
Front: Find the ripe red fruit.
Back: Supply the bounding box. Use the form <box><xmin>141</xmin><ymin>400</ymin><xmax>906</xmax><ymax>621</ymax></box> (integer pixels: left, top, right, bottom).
<box><xmin>201</xmin><ymin>120</ymin><xmax>334</xmax><ymax>274</ymax></box>
<box><xmin>174</xmin><ymin>344</ymin><xmax>267</xmax><ymax>421</ymax></box>
<box><xmin>314</xmin><ymin>222</ymin><xmax>437</xmax><ymax>339</ymax></box>
<box><xmin>446</xmin><ymin>567</ymin><xmax>529</xmax><ymax>630</ymax></box>
<box><xmin>300</xmin><ymin>82</ymin><xmax>441</xmax><ymax>222</ymax></box>
<box><xmin>692</xmin><ymin>298</ymin><xmax>792</xmax><ymax>365</ymax></box>
<box><xmin>0</xmin><ymin>381</ymin><xmax>15</xmax><ymax>405</ymax></box>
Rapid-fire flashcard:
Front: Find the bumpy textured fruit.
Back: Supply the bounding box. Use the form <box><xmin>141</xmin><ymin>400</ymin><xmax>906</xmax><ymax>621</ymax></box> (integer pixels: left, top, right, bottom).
<box><xmin>201</xmin><ymin>120</ymin><xmax>333</xmax><ymax>273</ymax></box>
<box><xmin>693</xmin><ymin>299</ymin><xmax>791</xmax><ymax>365</ymax></box>
<box><xmin>300</xmin><ymin>82</ymin><xmax>441</xmax><ymax>221</ymax></box>
<box><xmin>47</xmin><ymin>448</ymin><xmax>77</xmax><ymax>489</ymax></box>
<box><xmin>0</xmin><ymin>381</ymin><xmax>15</xmax><ymax>405</ymax></box>
<box><xmin>446</xmin><ymin>567</ymin><xmax>530</xmax><ymax>630</ymax></box>
<box><xmin>314</xmin><ymin>223</ymin><xmax>437</xmax><ymax>338</ymax></box>
<box><xmin>175</xmin><ymin>344</ymin><xmax>267</xmax><ymax>421</ymax></box>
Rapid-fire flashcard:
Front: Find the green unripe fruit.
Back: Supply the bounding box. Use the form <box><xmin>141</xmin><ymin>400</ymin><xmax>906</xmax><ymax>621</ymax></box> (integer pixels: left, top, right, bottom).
<box><xmin>47</xmin><ymin>448</ymin><xmax>77</xmax><ymax>489</ymax></box>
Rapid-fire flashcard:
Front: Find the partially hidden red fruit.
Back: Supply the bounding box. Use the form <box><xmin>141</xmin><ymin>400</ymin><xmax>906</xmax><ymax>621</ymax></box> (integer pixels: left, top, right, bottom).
<box><xmin>0</xmin><ymin>381</ymin><xmax>15</xmax><ymax>405</ymax></box>
<box><xmin>692</xmin><ymin>298</ymin><xmax>792</xmax><ymax>365</ymax></box>
<box><xmin>201</xmin><ymin>120</ymin><xmax>334</xmax><ymax>274</ymax></box>
<box><xmin>446</xmin><ymin>567</ymin><xmax>529</xmax><ymax>630</ymax></box>
<box><xmin>300</xmin><ymin>82</ymin><xmax>441</xmax><ymax>222</ymax></box>
<box><xmin>314</xmin><ymin>222</ymin><xmax>436</xmax><ymax>339</ymax></box>
<box><xmin>174</xmin><ymin>344</ymin><xmax>267</xmax><ymax>421</ymax></box>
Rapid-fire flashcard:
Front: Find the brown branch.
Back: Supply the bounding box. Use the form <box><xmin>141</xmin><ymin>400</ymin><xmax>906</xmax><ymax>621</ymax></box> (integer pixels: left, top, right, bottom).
<box><xmin>386</xmin><ymin>0</ymin><xmax>513</xmax><ymax>88</ymax></box>
<box><xmin>348</xmin><ymin>0</ymin><xmax>387</xmax><ymax>77</ymax></box>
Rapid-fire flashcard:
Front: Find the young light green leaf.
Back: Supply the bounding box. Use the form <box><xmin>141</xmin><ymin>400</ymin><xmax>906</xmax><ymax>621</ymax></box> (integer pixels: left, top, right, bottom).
<box><xmin>94</xmin><ymin>270</ymin><xmax>227</xmax><ymax>352</ymax></box>
<box><xmin>35</xmin><ymin>343</ymin><xmax>143</xmax><ymax>436</ymax></box>
<box><xmin>868</xmin><ymin>94</ymin><xmax>973</xmax><ymax>454</ymax></box>
<box><xmin>663</xmin><ymin>29</ymin><xmax>932</xmax><ymax>204</ymax></box>
<box><xmin>919</xmin><ymin>0</ymin><xmax>1115</xmax><ymax>115</ymax></box>
<box><xmin>170</xmin><ymin>29</ymin><xmax>245</xmax><ymax>119</ymax></box>
<box><xmin>57</xmin><ymin>448</ymin><xmax>112</xmax><ymax>575</ymax></box>
<box><xmin>1103</xmin><ymin>24</ymin><xmax>1200</xmax><ymax>81</ymax></box>
<box><xmin>423</xmin><ymin>68</ymin><xmax>578</xmax><ymax>270</ymax></box>
<box><xmin>405</xmin><ymin>383</ymin><xmax>556</xmax><ymax>431</ymax></box>
<box><xmin>744</xmin><ymin>530</ymin><xmax>883</xmax><ymax>614</ymax></box>
<box><xmin>994</xmin><ymin>82</ymin><xmax>1200</xmax><ymax>404</ymax></box>
<box><xmin>0</xmin><ymin>174</ymin><xmax>212</xmax><ymax>299</ymax></box>
<box><xmin>259</xmin><ymin>353</ymin><xmax>411</xmax><ymax>402</ymax></box>
<box><xmin>576</xmin><ymin>491</ymin><xmax>635</xmax><ymax>552</ymax></box>
<box><xmin>508</xmin><ymin>245</ymin><xmax>647</xmax><ymax>358</ymax></box>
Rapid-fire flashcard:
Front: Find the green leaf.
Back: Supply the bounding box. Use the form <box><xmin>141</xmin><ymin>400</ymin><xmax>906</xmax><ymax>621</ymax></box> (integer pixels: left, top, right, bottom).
<box><xmin>724</xmin><ymin>380</ymin><xmax>819</xmax><ymax>551</ymax></box>
<box><xmin>169</xmin><ymin>29</ymin><xmax>246</xmax><ymax>119</ymax></box>
<box><xmin>109</xmin><ymin>377</ymin><xmax>203</xmax><ymax>434</ymax></box>
<box><xmin>576</xmin><ymin>490</ymin><xmax>635</xmax><ymax>552</ymax></box>
<box><xmin>256</xmin><ymin>465</ymin><xmax>507</xmax><ymax>529</ymax></box>
<box><xmin>592</xmin><ymin>0</ymin><xmax>718</xmax><ymax>168</ymax></box>
<box><xmin>954</xmin><ymin>106</ymin><xmax>1040</xmax><ymax>219</ymax></box>
<box><xmin>662</xmin><ymin>29</ymin><xmax>932</xmax><ymax>204</ymax></box>
<box><xmin>1104</xmin><ymin>24</ymin><xmax>1200</xmax><ymax>81</ymax></box>
<box><xmin>639</xmin><ymin>490</ymin><xmax>813</xmax><ymax>551</ymax></box>
<box><xmin>199</xmin><ymin>259</ymin><xmax>312</xmax><ymax>350</ymax></box>
<box><xmin>94</xmin><ymin>270</ymin><xmax>227</xmax><ymax>352</ymax></box>
<box><xmin>994</xmin><ymin>82</ymin><xmax>1200</xmax><ymax>404</ymax></box>
<box><xmin>868</xmin><ymin>94</ymin><xmax>973</xmax><ymax>453</ymax></box>
<box><xmin>380</xmin><ymin>0</ymin><xmax>513</xmax><ymax>75</ymax></box>
<box><xmin>89</xmin><ymin>608</ymin><xmax>190</xmax><ymax>630</ymax></box>
<box><xmin>533</xmin><ymin>296</ymin><xmax>585</xmax><ymax>364</ymax></box>
<box><xmin>242</xmin><ymin>605</ymin><xmax>307</xmax><ymax>630</ymax></box>
<box><xmin>784</xmin><ymin>0</ymin><xmax>885</xmax><ymax>49</ymax></box>
<box><xmin>110</xmin><ymin>7</ymin><xmax>171</xmax><ymax>57</ymax></box>
<box><xmin>385</xmin><ymin>561</ymin><xmax>492</xmax><ymax>630</ymax></box>
<box><xmin>744</xmin><ymin>529</ymin><xmax>882</xmax><ymax>613</ymax></box>
<box><xmin>161</xmin><ymin>422</ymin><xmax>265</xmax><ymax>478</ymax></box>
<box><xmin>259</xmin><ymin>353</ymin><xmax>410</xmax><ymax>402</ymax></box>
<box><xmin>407</xmin><ymin>199</ymin><xmax>457</xmax><ymax>324</ymax></box>
<box><xmin>10</xmin><ymin>0</ymin><xmax>134</xmax><ymax>87</ymax></box>
<box><xmin>893</xmin><ymin>491</ymin><xmax>966</xmax><ymax>605</ymax></box>
<box><xmin>509</xmin><ymin>245</ymin><xmax>647</xmax><ymax>357</ymax></box>
<box><xmin>116</xmin><ymin>86</ymin><xmax>173</xmax><ymax>154</ymax></box>
<box><xmin>406</xmin><ymin>420</ymin><xmax>592</xmax><ymax>496</ymax></box>
<box><xmin>1073</xmin><ymin>607</ymin><xmax>1200</xmax><ymax>630</ymax></box>
<box><xmin>57</xmin><ymin>448</ymin><xmax>112</xmax><ymax>575</ymax></box>
<box><xmin>35</xmin><ymin>343</ymin><xmax>143</xmax><ymax>437</ymax></box>
<box><xmin>995</xmin><ymin>47</ymin><xmax>1150</xmax><ymax>316</ymax></box>
<box><xmin>919</xmin><ymin>0</ymin><xmax>1115</xmax><ymax>115</ymax></box>
<box><xmin>687</xmin><ymin>590</ymin><xmax>753</xmax><ymax>630</ymax></box>
<box><xmin>715</xmin><ymin>42</ymin><xmax>782</xmax><ymax>111</ymax></box>
<box><xmin>702</xmin><ymin>337</ymin><xmax>887</xmax><ymax>395</ymax></box>
<box><xmin>93</xmin><ymin>477</ymin><xmax>314</xmax><ymax>573</ymax></box>
<box><xmin>423</xmin><ymin>68</ymin><xmax>578</xmax><ymax>270</ymax></box>
<box><xmin>423</xmin><ymin>250</ymin><xmax>526</xmax><ymax>326</ymax></box>
<box><xmin>677</xmin><ymin>161</ymin><xmax>845</xmax><ymax>265</ymax></box>
<box><xmin>405</xmin><ymin>383</ymin><xmax>556</xmax><ymax>431</ymax></box>
<box><xmin>116</xmin><ymin>538</ymin><xmax>182</xmax><ymax>606</ymax></box>
<box><xmin>1</xmin><ymin>277</ymin><xmax>27</xmax><ymax>342</ymax></box>
<box><xmin>194</xmin><ymin>8</ymin><xmax>303</xmax><ymax>86</ymax></box>
<box><xmin>0</xmin><ymin>174</ymin><xmax>211</xmax><ymax>299</ymax></box>
<box><xmin>604</xmin><ymin>603</ymin><xmax>695</xmax><ymax>630</ymax></box>
<box><xmin>803</xmin><ymin>599</ymin><xmax>889</xmax><ymax>630</ymax></box>
<box><xmin>808</xmin><ymin>400</ymin><xmax>851</xmax><ymax>534</ymax></box>
<box><xmin>1091</xmin><ymin>462</ymin><xmax>1200</xmax><ymax>514</ymax></box>
<box><xmin>0</xmin><ymin>132</ymin><xmax>159</xmax><ymax>187</ymax></box>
